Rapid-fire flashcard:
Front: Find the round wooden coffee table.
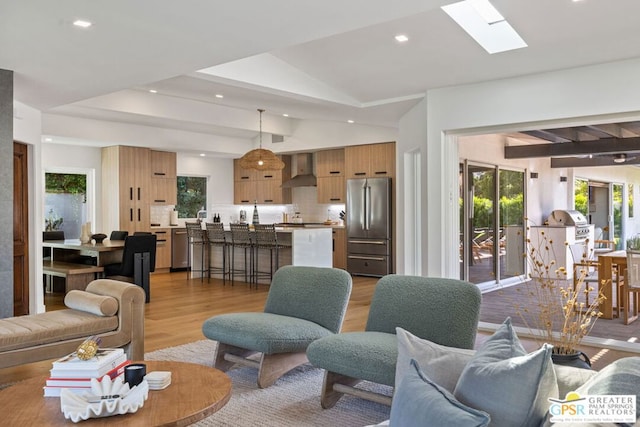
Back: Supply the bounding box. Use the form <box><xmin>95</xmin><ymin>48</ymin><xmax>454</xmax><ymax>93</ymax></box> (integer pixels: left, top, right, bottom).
<box><xmin>0</xmin><ymin>360</ymin><xmax>232</xmax><ymax>426</ymax></box>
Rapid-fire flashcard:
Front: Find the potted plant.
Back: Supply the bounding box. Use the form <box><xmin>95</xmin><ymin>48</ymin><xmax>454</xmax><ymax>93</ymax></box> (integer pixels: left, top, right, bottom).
<box><xmin>513</xmin><ymin>221</ymin><xmax>605</xmax><ymax>369</ymax></box>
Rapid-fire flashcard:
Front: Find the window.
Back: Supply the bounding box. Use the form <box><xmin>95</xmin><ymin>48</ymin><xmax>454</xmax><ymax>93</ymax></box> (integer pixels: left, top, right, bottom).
<box><xmin>574</xmin><ymin>178</ymin><xmax>588</xmax><ymax>217</ymax></box>
<box><xmin>176</xmin><ymin>176</ymin><xmax>207</xmax><ymax>218</ymax></box>
<box><xmin>45</xmin><ymin>172</ymin><xmax>88</xmax><ymax>239</ymax></box>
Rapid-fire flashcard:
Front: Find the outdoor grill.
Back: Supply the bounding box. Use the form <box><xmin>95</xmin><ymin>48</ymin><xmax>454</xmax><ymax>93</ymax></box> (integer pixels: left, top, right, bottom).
<box><xmin>546</xmin><ymin>209</ymin><xmax>591</xmax><ymax>241</ymax></box>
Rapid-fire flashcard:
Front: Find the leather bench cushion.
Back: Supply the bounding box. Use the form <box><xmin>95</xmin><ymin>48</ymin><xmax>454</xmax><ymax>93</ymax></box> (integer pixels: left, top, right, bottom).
<box><xmin>0</xmin><ymin>309</ymin><xmax>118</xmax><ymax>352</ymax></box>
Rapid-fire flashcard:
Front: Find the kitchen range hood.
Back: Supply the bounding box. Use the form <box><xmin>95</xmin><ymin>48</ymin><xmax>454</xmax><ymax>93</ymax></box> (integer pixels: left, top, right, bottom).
<box><xmin>282</xmin><ymin>153</ymin><xmax>317</xmax><ymax>188</ymax></box>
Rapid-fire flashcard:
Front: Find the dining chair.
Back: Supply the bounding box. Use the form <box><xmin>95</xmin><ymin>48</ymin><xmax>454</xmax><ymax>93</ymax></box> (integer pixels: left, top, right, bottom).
<box><xmin>623</xmin><ymin>250</ymin><xmax>640</xmax><ymax>324</ymax></box>
<box><xmin>109</xmin><ymin>230</ymin><xmax>129</xmax><ymax>240</ymax></box>
<box><xmin>104</xmin><ymin>234</ymin><xmax>157</xmax><ymax>303</ymax></box>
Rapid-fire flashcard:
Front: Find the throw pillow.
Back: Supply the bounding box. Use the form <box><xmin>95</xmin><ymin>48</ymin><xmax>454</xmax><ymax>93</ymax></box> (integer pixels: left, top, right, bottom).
<box><xmin>454</xmin><ymin>317</ymin><xmax>558</xmax><ymax>427</ymax></box>
<box><xmin>396</xmin><ymin>327</ymin><xmax>475</xmax><ymax>393</ymax></box>
<box><xmin>64</xmin><ymin>290</ymin><xmax>118</xmax><ymax>317</ymax></box>
<box><xmin>390</xmin><ymin>359</ymin><xmax>490</xmax><ymax>427</ymax></box>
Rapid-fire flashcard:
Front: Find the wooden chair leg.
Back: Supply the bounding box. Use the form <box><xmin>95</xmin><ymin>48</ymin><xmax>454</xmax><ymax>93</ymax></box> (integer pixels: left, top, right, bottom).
<box><xmin>320</xmin><ymin>371</ymin><xmax>361</xmax><ymax>409</ymax></box>
<box><xmin>257</xmin><ymin>351</ymin><xmax>308</xmax><ymax>389</ymax></box>
<box><xmin>214</xmin><ymin>342</ymin><xmax>256</xmax><ymax>372</ymax></box>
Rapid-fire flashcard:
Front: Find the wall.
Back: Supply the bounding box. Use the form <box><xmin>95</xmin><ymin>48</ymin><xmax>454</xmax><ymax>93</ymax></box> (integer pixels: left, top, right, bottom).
<box><xmin>398</xmin><ymin>57</ymin><xmax>640</xmax><ymax>279</ymax></box>
<box><xmin>0</xmin><ymin>70</ymin><xmax>13</xmax><ymax>317</ymax></box>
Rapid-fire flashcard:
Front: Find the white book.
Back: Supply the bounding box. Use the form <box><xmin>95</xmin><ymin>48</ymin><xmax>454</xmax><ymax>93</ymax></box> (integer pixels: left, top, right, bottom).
<box><xmin>50</xmin><ymin>354</ymin><xmax>128</xmax><ymax>379</ymax></box>
<box><xmin>51</xmin><ymin>348</ymin><xmax>124</xmax><ymax>370</ymax></box>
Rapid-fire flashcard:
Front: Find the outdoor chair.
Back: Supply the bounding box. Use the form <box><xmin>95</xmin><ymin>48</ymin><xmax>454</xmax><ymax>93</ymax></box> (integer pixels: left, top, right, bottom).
<box><xmin>306</xmin><ymin>275</ymin><xmax>482</xmax><ymax>408</ymax></box>
<box><xmin>201</xmin><ymin>266</ymin><xmax>352</xmax><ymax>388</ymax></box>
<box><xmin>623</xmin><ymin>250</ymin><xmax>640</xmax><ymax>325</ymax></box>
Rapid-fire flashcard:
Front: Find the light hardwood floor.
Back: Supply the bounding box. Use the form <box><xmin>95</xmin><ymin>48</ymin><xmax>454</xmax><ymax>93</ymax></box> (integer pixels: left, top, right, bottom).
<box><xmin>1</xmin><ymin>271</ymin><xmax>637</xmax><ymax>385</ymax></box>
<box><xmin>0</xmin><ymin>272</ymin><xmax>378</xmax><ymax>385</ymax></box>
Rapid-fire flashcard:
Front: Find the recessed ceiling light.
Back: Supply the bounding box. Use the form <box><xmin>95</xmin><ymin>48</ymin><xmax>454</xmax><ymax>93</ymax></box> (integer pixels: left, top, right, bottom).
<box><xmin>44</xmin><ymin>137</ymin><xmax>53</xmax><ymax>142</ymax></box>
<box><xmin>283</xmin><ymin>113</ymin><xmax>289</xmax><ymax>117</ymax></box>
<box><xmin>199</xmin><ymin>153</ymin><xmax>206</xmax><ymax>157</ymax></box>
<box><xmin>395</xmin><ymin>34</ymin><xmax>409</xmax><ymax>42</ymax></box>
<box><xmin>215</xmin><ymin>94</ymin><xmax>224</xmax><ymax>98</ymax></box>
<box><xmin>73</xmin><ymin>20</ymin><xmax>92</xmax><ymax>28</ymax></box>
<box><xmin>347</xmin><ymin>120</ymin><xmax>355</xmax><ymax>124</ymax></box>
<box><xmin>149</xmin><ymin>89</ymin><xmax>157</xmax><ymax>94</ymax></box>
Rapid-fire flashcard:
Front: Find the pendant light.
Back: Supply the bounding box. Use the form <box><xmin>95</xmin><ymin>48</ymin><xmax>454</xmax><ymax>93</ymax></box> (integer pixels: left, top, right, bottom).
<box><xmin>238</xmin><ymin>109</ymin><xmax>285</xmax><ymax>171</ymax></box>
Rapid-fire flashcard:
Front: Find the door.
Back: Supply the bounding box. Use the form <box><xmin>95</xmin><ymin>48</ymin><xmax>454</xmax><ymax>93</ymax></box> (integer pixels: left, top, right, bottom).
<box><xmin>459</xmin><ymin>162</ymin><xmax>525</xmax><ymax>286</ymax></box>
<box><xmin>13</xmin><ymin>142</ymin><xmax>29</xmax><ymax>316</ymax></box>
<box><xmin>346</xmin><ymin>178</ymin><xmax>367</xmax><ymax>238</ymax></box>
<box><xmin>366</xmin><ymin>178</ymin><xmax>391</xmax><ymax>239</ymax></box>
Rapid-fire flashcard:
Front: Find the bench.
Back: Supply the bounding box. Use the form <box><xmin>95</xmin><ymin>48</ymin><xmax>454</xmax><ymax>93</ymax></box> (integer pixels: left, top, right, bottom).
<box><xmin>0</xmin><ymin>279</ymin><xmax>145</xmax><ymax>369</ymax></box>
<box><xmin>43</xmin><ymin>260</ymin><xmax>104</xmax><ymax>293</ymax></box>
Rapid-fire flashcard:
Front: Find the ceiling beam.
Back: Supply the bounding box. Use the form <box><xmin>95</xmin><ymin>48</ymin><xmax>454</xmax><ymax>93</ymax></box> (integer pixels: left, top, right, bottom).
<box><xmin>550</xmin><ymin>156</ymin><xmax>640</xmax><ymax>168</ymax></box>
<box><xmin>505</xmin><ymin>137</ymin><xmax>640</xmax><ymax>159</ymax></box>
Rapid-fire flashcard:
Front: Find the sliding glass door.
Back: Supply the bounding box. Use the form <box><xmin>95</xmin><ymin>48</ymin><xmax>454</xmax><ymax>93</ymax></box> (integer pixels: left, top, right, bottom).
<box><xmin>459</xmin><ymin>162</ymin><xmax>525</xmax><ymax>286</ymax></box>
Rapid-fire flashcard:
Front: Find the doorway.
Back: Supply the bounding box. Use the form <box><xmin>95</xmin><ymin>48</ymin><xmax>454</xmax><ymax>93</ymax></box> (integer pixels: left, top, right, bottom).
<box><xmin>14</xmin><ymin>142</ymin><xmax>29</xmax><ymax>316</ymax></box>
<box><xmin>459</xmin><ymin>162</ymin><xmax>525</xmax><ymax>287</ymax></box>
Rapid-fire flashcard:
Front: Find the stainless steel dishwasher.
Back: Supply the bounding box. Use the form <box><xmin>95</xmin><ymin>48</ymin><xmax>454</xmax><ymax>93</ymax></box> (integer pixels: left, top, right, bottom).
<box><xmin>171</xmin><ymin>228</ymin><xmax>190</xmax><ymax>271</ymax></box>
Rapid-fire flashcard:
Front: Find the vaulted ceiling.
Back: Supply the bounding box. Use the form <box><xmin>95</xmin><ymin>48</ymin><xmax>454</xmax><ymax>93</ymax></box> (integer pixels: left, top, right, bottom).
<box><xmin>4</xmin><ymin>1</ymin><xmax>640</xmax><ymax>155</ymax></box>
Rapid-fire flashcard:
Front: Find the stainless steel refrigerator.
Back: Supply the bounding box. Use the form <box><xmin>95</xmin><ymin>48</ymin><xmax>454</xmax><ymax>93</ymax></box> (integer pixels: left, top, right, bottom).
<box><xmin>346</xmin><ymin>177</ymin><xmax>392</xmax><ymax>276</ymax></box>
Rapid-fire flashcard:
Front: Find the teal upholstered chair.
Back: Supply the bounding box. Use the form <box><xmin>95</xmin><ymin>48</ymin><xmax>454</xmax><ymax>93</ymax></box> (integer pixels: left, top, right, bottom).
<box><xmin>201</xmin><ymin>265</ymin><xmax>353</xmax><ymax>388</ymax></box>
<box><xmin>306</xmin><ymin>275</ymin><xmax>482</xmax><ymax>408</ymax></box>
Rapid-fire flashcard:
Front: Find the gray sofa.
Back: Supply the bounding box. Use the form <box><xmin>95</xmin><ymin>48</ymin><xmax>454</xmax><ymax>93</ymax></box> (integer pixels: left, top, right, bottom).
<box><xmin>0</xmin><ymin>279</ymin><xmax>145</xmax><ymax>368</ymax></box>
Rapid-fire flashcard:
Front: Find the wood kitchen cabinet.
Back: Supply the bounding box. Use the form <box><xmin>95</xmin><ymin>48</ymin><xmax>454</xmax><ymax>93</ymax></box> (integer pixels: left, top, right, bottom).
<box><xmin>233</xmin><ymin>156</ymin><xmax>292</xmax><ymax>204</ymax></box>
<box><xmin>316</xmin><ymin>149</ymin><xmax>346</xmax><ymax>203</ymax></box>
<box><xmin>102</xmin><ymin>145</ymin><xmax>151</xmax><ymax>234</ymax></box>
<box><xmin>316</xmin><ymin>149</ymin><xmax>345</xmax><ymax>176</ymax></box>
<box><xmin>152</xmin><ymin>228</ymin><xmax>172</xmax><ymax>270</ymax></box>
<box><xmin>345</xmin><ymin>142</ymin><xmax>395</xmax><ymax>178</ymax></box>
<box><xmin>332</xmin><ymin>227</ymin><xmax>347</xmax><ymax>270</ymax></box>
<box><xmin>317</xmin><ymin>176</ymin><xmax>346</xmax><ymax>203</ymax></box>
<box><xmin>150</xmin><ymin>150</ymin><xmax>177</xmax><ymax>205</ymax></box>
<box><xmin>150</xmin><ymin>150</ymin><xmax>177</xmax><ymax>178</ymax></box>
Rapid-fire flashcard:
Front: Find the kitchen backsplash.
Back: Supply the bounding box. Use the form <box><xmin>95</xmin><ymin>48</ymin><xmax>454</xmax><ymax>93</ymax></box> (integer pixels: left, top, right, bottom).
<box><xmin>150</xmin><ymin>187</ymin><xmax>345</xmax><ymax>226</ymax></box>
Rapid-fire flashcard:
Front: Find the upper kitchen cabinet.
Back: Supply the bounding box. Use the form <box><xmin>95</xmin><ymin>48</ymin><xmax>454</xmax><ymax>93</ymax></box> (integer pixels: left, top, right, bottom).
<box><xmin>233</xmin><ymin>156</ymin><xmax>292</xmax><ymax>204</ymax></box>
<box><xmin>150</xmin><ymin>150</ymin><xmax>177</xmax><ymax>205</ymax></box>
<box><xmin>316</xmin><ymin>149</ymin><xmax>345</xmax><ymax>177</ymax></box>
<box><xmin>102</xmin><ymin>146</ymin><xmax>151</xmax><ymax>234</ymax></box>
<box><xmin>345</xmin><ymin>142</ymin><xmax>396</xmax><ymax>179</ymax></box>
<box><xmin>150</xmin><ymin>150</ymin><xmax>177</xmax><ymax>178</ymax></box>
<box><xmin>316</xmin><ymin>149</ymin><xmax>346</xmax><ymax>203</ymax></box>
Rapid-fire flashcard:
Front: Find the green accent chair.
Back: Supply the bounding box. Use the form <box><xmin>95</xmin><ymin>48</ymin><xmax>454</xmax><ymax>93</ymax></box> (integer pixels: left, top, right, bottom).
<box><xmin>201</xmin><ymin>265</ymin><xmax>353</xmax><ymax>388</ymax></box>
<box><xmin>306</xmin><ymin>275</ymin><xmax>482</xmax><ymax>408</ymax></box>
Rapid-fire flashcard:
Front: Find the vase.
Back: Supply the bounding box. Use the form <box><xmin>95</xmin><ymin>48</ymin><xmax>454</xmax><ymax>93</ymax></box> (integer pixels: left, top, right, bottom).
<box><xmin>551</xmin><ymin>351</ymin><xmax>592</xmax><ymax>370</ymax></box>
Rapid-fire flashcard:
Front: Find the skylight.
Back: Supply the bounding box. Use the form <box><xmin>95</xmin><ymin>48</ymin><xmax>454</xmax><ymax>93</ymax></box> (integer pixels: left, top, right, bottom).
<box><xmin>441</xmin><ymin>0</ymin><xmax>527</xmax><ymax>54</ymax></box>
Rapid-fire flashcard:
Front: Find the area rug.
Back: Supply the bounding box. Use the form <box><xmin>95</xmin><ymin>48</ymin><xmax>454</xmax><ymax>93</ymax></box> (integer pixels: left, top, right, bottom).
<box><xmin>145</xmin><ymin>340</ymin><xmax>391</xmax><ymax>426</ymax></box>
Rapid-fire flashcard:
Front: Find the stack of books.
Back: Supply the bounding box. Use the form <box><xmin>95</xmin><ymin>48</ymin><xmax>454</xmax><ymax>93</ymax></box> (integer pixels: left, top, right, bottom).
<box><xmin>44</xmin><ymin>348</ymin><xmax>130</xmax><ymax>397</ymax></box>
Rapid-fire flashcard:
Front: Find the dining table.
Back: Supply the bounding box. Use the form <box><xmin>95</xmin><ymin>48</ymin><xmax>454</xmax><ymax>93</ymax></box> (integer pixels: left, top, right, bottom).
<box><xmin>596</xmin><ymin>249</ymin><xmax>627</xmax><ymax>320</ymax></box>
<box><xmin>43</xmin><ymin>239</ymin><xmax>126</xmax><ymax>267</ymax></box>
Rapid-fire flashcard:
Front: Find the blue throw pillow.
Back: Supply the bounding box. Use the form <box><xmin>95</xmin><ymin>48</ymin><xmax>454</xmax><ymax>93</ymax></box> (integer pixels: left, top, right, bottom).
<box><xmin>453</xmin><ymin>318</ymin><xmax>558</xmax><ymax>427</ymax></box>
<box><xmin>390</xmin><ymin>359</ymin><xmax>490</xmax><ymax>427</ymax></box>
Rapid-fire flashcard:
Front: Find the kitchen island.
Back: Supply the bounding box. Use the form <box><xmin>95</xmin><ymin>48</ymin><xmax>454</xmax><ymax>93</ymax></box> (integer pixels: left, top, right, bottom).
<box><xmin>190</xmin><ymin>226</ymin><xmax>333</xmax><ymax>284</ymax></box>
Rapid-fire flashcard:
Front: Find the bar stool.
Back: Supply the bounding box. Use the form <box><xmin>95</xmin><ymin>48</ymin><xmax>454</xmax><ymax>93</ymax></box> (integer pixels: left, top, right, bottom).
<box><xmin>254</xmin><ymin>224</ymin><xmax>290</xmax><ymax>285</ymax></box>
<box><xmin>229</xmin><ymin>223</ymin><xmax>255</xmax><ymax>286</ymax></box>
<box><xmin>186</xmin><ymin>222</ymin><xmax>207</xmax><ymax>282</ymax></box>
<box><xmin>205</xmin><ymin>222</ymin><xmax>230</xmax><ymax>284</ymax></box>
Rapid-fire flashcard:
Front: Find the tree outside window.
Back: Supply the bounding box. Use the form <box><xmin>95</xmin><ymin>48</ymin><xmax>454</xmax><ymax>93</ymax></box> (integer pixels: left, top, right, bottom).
<box><xmin>629</xmin><ymin>183</ymin><xmax>634</xmax><ymax>218</ymax></box>
<box><xmin>176</xmin><ymin>176</ymin><xmax>207</xmax><ymax>218</ymax></box>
